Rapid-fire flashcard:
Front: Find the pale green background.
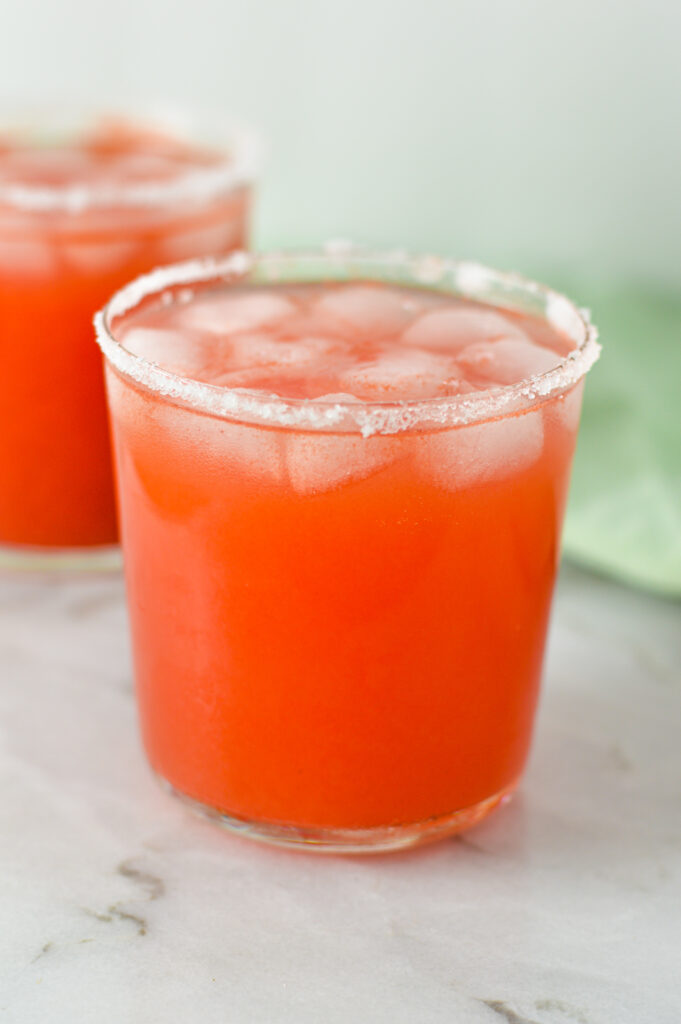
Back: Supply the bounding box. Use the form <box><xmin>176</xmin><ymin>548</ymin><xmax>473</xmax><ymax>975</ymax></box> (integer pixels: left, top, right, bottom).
<box><xmin>1</xmin><ymin>0</ymin><xmax>679</xmax><ymax>594</ymax></box>
<box><xmin>0</xmin><ymin>0</ymin><xmax>678</xmax><ymax>286</ymax></box>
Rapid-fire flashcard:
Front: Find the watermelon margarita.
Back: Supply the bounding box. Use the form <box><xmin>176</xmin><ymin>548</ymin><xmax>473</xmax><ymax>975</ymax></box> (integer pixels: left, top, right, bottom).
<box><xmin>0</xmin><ymin>109</ymin><xmax>259</xmax><ymax>569</ymax></box>
<box><xmin>96</xmin><ymin>250</ymin><xmax>600</xmax><ymax>852</ymax></box>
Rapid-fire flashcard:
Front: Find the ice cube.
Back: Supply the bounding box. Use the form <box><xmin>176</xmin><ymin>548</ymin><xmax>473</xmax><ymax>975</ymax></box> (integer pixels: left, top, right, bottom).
<box><xmin>457</xmin><ymin>339</ymin><xmax>561</xmax><ymax>385</ymax></box>
<box><xmin>202</xmin><ymin>417</ymin><xmax>286</xmax><ymax>484</ymax></box>
<box><xmin>521</xmin><ymin>317</ymin><xmax>576</xmax><ymax>357</ymax></box>
<box><xmin>178</xmin><ymin>291</ymin><xmax>297</xmax><ymax>335</ymax></box>
<box><xmin>315</xmin><ymin>393</ymin><xmax>361</xmax><ymax>404</ymax></box>
<box><xmin>273</xmin><ymin>310</ymin><xmax>349</xmax><ymax>342</ymax></box>
<box><xmin>314</xmin><ymin>285</ymin><xmax>419</xmax><ymax>335</ymax></box>
<box><xmin>286</xmin><ymin>431</ymin><xmax>399</xmax><ymax>496</ymax></box>
<box><xmin>159</xmin><ymin>220</ymin><xmax>244</xmax><ymax>264</ymax></box>
<box><xmin>207</xmin><ymin>367</ymin><xmax>276</xmax><ymax>389</ymax></box>
<box><xmin>340</xmin><ymin>349</ymin><xmax>460</xmax><ymax>400</ymax></box>
<box><xmin>0</xmin><ymin>238</ymin><xmax>56</xmax><ymax>279</ymax></box>
<box><xmin>0</xmin><ymin>146</ymin><xmax>91</xmax><ymax>186</ymax></box>
<box><xmin>402</xmin><ymin>307</ymin><xmax>525</xmax><ymax>353</ymax></box>
<box><xmin>121</xmin><ymin>326</ymin><xmax>213</xmax><ymax>379</ymax></box>
<box><xmin>227</xmin><ymin>333</ymin><xmax>341</xmax><ymax>370</ymax></box>
<box><xmin>548</xmin><ymin>381</ymin><xmax>584</xmax><ymax>435</ymax></box>
<box><xmin>63</xmin><ymin>239</ymin><xmax>139</xmax><ymax>275</ymax></box>
<box><xmin>103</xmin><ymin>365</ymin><xmax>135</xmax><ymax>428</ymax></box>
<box><xmin>420</xmin><ymin>410</ymin><xmax>544</xmax><ymax>490</ymax></box>
<box><xmin>144</xmin><ymin>400</ymin><xmax>286</xmax><ymax>485</ymax></box>
<box><xmin>113</xmin><ymin>153</ymin><xmax>184</xmax><ymax>184</ymax></box>
<box><xmin>111</xmin><ymin>398</ymin><xmax>284</xmax><ymax>516</ymax></box>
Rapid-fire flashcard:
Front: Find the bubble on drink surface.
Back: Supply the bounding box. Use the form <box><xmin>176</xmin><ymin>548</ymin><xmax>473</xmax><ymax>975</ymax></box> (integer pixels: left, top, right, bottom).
<box><xmin>286</xmin><ymin>432</ymin><xmax>400</xmax><ymax>496</ymax></box>
<box><xmin>314</xmin><ymin>285</ymin><xmax>420</xmax><ymax>335</ymax></box>
<box><xmin>0</xmin><ymin>237</ymin><xmax>56</xmax><ymax>279</ymax></box>
<box><xmin>340</xmin><ymin>349</ymin><xmax>462</xmax><ymax>400</ymax></box>
<box><xmin>402</xmin><ymin>307</ymin><xmax>525</xmax><ymax>353</ymax></box>
<box><xmin>177</xmin><ymin>291</ymin><xmax>297</xmax><ymax>335</ymax></box>
<box><xmin>421</xmin><ymin>410</ymin><xmax>544</xmax><ymax>490</ymax></box>
<box><xmin>458</xmin><ymin>338</ymin><xmax>561</xmax><ymax>386</ymax></box>
<box><xmin>63</xmin><ymin>239</ymin><xmax>140</xmax><ymax>275</ymax></box>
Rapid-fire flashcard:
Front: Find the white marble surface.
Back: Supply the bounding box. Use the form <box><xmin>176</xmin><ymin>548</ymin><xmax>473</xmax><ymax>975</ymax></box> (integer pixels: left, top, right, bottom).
<box><xmin>0</xmin><ymin>564</ymin><xmax>679</xmax><ymax>1023</ymax></box>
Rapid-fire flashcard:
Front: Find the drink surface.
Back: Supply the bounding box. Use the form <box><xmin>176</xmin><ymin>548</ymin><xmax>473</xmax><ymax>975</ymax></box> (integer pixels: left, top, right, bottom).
<box><xmin>107</xmin><ymin>276</ymin><xmax>584</xmax><ymax>834</ymax></box>
<box><xmin>0</xmin><ymin>118</ymin><xmax>224</xmax><ymax>192</ymax></box>
<box><xmin>0</xmin><ymin>120</ymin><xmax>249</xmax><ymax>551</ymax></box>
<box><xmin>120</xmin><ymin>280</ymin><xmax>575</xmax><ymax>401</ymax></box>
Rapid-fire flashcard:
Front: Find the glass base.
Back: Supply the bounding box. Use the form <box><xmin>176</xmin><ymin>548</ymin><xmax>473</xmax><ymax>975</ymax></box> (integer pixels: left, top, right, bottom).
<box><xmin>159</xmin><ymin>776</ymin><xmax>517</xmax><ymax>854</ymax></box>
<box><xmin>0</xmin><ymin>541</ymin><xmax>122</xmax><ymax>574</ymax></box>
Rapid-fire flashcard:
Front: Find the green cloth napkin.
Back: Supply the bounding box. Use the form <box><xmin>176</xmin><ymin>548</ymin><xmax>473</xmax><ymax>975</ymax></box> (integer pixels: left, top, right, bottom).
<box><xmin>555</xmin><ymin>277</ymin><xmax>681</xmax><ymax>598</ymax></box>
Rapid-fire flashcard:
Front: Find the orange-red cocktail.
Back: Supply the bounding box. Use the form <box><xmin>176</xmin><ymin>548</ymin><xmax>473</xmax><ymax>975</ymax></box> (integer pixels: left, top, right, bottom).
<box><xmin>97</xmin><ymin>251</ymin><xmax>599</xmax><ymax>851</ymax></box>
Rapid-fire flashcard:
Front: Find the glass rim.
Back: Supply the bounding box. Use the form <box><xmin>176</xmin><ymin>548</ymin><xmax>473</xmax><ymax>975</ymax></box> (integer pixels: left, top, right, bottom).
<box><xmin>0</xmin><ymin>104</ymin><xmax>262</xmax><ymax>214</ymax></box>
<box><xmin>94</xmin><ymin>245</ymin><xmax>601</xmax><ymax>436</ymax></box>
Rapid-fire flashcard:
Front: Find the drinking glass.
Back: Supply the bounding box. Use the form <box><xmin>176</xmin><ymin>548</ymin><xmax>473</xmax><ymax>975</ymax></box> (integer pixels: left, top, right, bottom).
<box><xmin>96</xmin><ymin>249</ymin><xmax>600</xmax><ymax>852</ymax></box>
<box><xmin>0</xmin><ymin>106</ymin><xmax>260</xmax><ymax>570</ymax></box>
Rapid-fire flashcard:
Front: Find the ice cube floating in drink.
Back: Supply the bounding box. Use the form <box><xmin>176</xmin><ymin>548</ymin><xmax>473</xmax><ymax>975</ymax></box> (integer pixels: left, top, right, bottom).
<box><xmin>96</xmin><ymin>249</ymin><xmax>600</xmax><ymax>852</ymax></box>
<box><xmin>0</xmin><ymin>108</ymin><xmax>259</xmax><ymax>570</ymax></box>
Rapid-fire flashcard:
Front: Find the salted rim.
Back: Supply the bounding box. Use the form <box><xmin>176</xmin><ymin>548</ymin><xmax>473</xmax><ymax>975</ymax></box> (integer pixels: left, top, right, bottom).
<box><xmin>94</xmin><ymin>246</ymin><xmax>601</xmax><ymax>437</ymax></box>
<box><xmin>0</xmin><ymin>105</ymin><xmax>262</xmax><ymax>213</ymax></box>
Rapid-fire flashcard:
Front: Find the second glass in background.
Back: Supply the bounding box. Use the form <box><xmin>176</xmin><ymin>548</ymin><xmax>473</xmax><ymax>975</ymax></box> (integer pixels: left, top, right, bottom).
<box><xmin>0</xmin><ymin>106</ymin><xmax>260</xmax><ymax>570</ymax></box>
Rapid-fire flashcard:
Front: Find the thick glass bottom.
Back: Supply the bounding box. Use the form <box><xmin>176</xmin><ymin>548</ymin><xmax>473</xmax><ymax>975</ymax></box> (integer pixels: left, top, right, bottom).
<box><xmin>159</xmin><ymin>776</ymin><xmax>517</xmax><ymax>854</ymax></box>
<box><xmin>0</xmin><ymin>541</ymin><xmax>122</xmax><ymax>573</ymax></box>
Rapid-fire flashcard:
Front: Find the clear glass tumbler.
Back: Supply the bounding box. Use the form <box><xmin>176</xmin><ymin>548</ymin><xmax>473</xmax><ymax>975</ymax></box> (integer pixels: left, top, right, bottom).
<box><xmin>0</xmin><ymin>106</ymin><xmax>260</xmax><ymax>570</ymax></box>
<box><xmin>96</xmin><ymin>249</ymin><xmax>600</xmax><ymax>852</ymax></box>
